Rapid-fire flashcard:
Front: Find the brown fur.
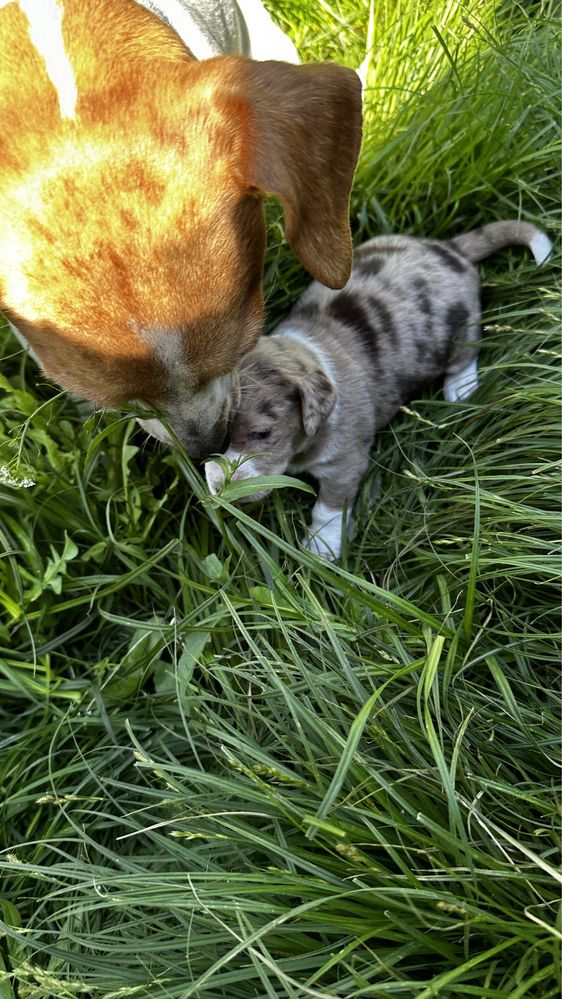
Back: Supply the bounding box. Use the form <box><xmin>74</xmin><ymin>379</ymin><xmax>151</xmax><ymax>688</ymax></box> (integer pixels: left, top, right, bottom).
<box><xmin>0</xmin><ymin>0</ymin><xmax>362</xmax><ymax>456</ymax></box>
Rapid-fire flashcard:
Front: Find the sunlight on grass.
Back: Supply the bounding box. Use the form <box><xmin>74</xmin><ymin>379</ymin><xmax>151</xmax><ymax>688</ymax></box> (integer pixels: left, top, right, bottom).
<box><xmin>0</xmin><ymin>1</ymin><xmax>560</xmax><ymax>996</ymax></box>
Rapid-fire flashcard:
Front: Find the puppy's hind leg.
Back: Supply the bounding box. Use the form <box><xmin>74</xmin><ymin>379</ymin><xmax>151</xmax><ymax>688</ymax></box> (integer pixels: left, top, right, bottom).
<box><xmin>443</xmin><ymin>356</ymin><xmax>479</xmax><ymax>402</ymax></box>
<box><xmin>443</xmin><ymin>301</ymin><xmax>481</xmax><ymax>403</ymax></box>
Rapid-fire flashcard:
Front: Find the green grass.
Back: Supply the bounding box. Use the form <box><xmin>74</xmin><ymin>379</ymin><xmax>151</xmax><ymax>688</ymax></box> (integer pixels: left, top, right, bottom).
<box><xmin>0</xmin><ymin>1</ymin><xmax>560</xmax><ymax>996</ymax></box>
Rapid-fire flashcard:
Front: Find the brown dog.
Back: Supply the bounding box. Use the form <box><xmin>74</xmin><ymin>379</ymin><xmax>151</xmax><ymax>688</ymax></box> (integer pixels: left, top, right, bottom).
<box><xmin>0</xmin><ymin>0</ymin><xmax>362</xmax><ymax>458</ymax></box>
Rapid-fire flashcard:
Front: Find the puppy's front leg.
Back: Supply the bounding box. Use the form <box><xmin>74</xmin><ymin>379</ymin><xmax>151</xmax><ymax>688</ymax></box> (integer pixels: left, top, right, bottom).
<box><xmin>303</xmin><ymin>458</ymin><xmax>368</xmax><ymax>560</ymax></box>
<box><xmin>305</xmin><ymin>498</ymin><xmax>347</xmax><ymax>560</ymax></box>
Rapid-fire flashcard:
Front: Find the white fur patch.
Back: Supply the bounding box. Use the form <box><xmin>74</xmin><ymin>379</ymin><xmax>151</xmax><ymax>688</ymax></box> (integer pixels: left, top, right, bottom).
<box><xmin>136</xmin><ymin>416</ymin><xmax>174</xmax><ymax>446</ymax></box>
<box><xmin>529</xmin><ymin>232</ymin><xmax>553</xmax><ymax>266</ymax></box>
<box><xmin>304</xmin><ymin>500</ymin><xmax>345</xmax><ymax>560</ymax></box>
<box><xmin>135</xmin><ymin>0</ymin><xmax>299</xmax><ymax>62</ymax></box>
<box><xmin>205</xmin><ymin>447</ymin><xmax>241</xmax><ymax>494</ymax></box>
<box><xmin>204</xmin><ymin>459</ymin><xmax>224</xmax><ymax>495</ymax></box>
<box><xmin>235</xmin><ymin>0</ymin><xmax>299</xmax><ymax>61</ymax></box>
<box><xmin>205</xmin><ymin>449</ymin><xmax>261</xmax><ymax>495</ymax></box>
<box><xmin>16</xmin><ymin>0</ymin><xmax>78</xmax><ymax>119</ymax></box>
<box><xmin>443</xmin><ymin>357</ymin><xmax>479</xmax><ymax>402</ymax></box>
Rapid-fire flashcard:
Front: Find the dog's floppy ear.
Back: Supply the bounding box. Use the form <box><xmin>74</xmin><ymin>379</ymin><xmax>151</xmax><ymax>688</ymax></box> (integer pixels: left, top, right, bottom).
<box><xmin>297</xmin><ymin>368</ymin><xmax>337</xmax><ymax>437</ymax></box>
<box><xmin>218</xmin><ymin>58</ymin><xmax>362</xmax><ymax>289</ymax></box>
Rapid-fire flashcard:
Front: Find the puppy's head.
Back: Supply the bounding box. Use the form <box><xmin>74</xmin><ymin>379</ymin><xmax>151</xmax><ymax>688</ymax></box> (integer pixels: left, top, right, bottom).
<box><xmin>0</xmin><ymin>2</ymin><xmax>361</xmax><ymax>457</ymax></box>
<box><xmin>205</xmin><ymin>336</ymin><xmax>337</xmax><ymax>499</ymax></box>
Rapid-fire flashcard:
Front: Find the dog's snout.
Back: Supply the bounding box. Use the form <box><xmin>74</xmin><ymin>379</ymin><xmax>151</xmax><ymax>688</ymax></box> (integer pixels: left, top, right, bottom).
<box><xmin>191</xmin><ymin>411</ymin><xmax>232</xmax><ymax>460</ymax></box>
<box><xmin>186</xmin><ymin>444</ymin><xmax>208</xmax><ymax>462</ymax></box>
<box><xmin>185</xmin><ymin>427</ymin><xmax>230</xmax><ymax>462</ymax></box>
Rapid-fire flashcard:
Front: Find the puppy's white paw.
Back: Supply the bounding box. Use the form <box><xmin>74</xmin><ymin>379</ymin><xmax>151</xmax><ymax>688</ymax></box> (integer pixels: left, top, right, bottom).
<box><xmin>302</xmin><ymin>530</ymin><xmax>341</xmax><ymax>561</ymax></box>
<box><xmin>303</xmin><ymin>502</ymin><xmax>345</xmax><ymax>560</ymax></box>
<box><xmin>444</xmin><ymin>358</ymin><xmax>479</xmax><ymax>402</ymax></box>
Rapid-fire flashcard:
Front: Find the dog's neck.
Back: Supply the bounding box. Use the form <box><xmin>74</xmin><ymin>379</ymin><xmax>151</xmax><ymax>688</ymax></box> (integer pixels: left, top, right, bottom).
<box><xmin>134</xmin><ymin>0</ymin><xmax>246</xmax><ymax>60</ymax></box>
<box><xmin>133</xmin><ymin>0</ymin><xmax>299</xmax><ymax>63</ymax></box>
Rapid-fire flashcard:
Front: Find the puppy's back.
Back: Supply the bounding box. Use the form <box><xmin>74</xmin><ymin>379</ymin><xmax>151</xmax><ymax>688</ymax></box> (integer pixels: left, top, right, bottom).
<box><xmin>285</xmin><ymin>233</ymin><xmax>481</xmax><ymax>426</ymax></box>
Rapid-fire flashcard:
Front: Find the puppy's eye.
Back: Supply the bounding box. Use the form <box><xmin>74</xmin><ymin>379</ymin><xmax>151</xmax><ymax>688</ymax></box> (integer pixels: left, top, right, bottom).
<box><xmin>250</xmin><ymin>429</ymin><xmax>272</xmax><ymax>441</ymax></box>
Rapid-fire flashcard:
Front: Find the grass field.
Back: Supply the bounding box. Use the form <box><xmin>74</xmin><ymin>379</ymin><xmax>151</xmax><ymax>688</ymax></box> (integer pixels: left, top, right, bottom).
<box><xmin>0</xmin><ymin>1</ymin><xmax>560</xmax><ymax>996</ymax></box>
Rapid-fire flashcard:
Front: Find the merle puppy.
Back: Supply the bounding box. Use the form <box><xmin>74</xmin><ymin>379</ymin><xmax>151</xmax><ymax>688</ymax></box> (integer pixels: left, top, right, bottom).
<box><xmin>206</xmin><ymin>220</ymin><xmax>551</xmax><ymax>558</ymax></box>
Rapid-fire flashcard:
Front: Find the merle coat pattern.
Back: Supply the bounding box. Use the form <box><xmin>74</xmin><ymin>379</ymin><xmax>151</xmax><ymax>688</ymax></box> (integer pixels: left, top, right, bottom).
<box><xmin>206</xmin><ymin>220</ymin><xmax>551</xmax><ymax>558</ymax></box>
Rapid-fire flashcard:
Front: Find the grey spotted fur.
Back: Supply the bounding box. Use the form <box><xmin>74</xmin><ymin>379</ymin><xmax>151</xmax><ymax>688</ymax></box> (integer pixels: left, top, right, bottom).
<box><xmin>205</xmin><ymin>220</ymin><xmax>551</xmax><ymax>558</ymax></box>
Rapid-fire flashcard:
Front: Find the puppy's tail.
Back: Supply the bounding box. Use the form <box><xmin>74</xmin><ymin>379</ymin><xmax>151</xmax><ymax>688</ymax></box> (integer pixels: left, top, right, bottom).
<box><xmin>449</xmin><ymin>220</ymin><xmax>552</xmax><ymax>266</ymax></box>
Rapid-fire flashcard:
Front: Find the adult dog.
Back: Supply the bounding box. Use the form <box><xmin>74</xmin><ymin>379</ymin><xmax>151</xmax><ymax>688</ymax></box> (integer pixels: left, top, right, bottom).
<box><xmin>0</xmin><ymin>0</ymin><xmax>362</xmax><ymax>458</ymax></box>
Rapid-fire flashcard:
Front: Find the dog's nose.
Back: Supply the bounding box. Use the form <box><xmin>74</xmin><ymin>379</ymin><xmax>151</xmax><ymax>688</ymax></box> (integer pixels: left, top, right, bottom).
<box><xmin>185</xmin><ymin>430</ymin><xmax>230</xmax><ymax>462</ymax></box>
<box><xmin>182</xmin><ymin>408</ymin><xmax>232</xmax><ymax>460</ymax></box>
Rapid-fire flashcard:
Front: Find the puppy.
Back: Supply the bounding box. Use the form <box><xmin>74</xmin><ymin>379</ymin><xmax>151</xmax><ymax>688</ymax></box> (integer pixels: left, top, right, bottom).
<box><xmin>206</xmin><ymin>220</ymin><xmax>552</xmax><ymax>558</ymax></box>
<box><xmin>0</xmin><ymin>0</ymin><xmax>362</xmax><ymax>459</ymax></box>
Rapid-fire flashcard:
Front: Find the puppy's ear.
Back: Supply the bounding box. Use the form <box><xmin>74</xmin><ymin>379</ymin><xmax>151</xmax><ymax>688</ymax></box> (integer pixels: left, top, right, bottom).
<box><xmin>208</xmin><ymin>58</ymin><xmax>362</xmax><ymax>289</ymax></box>
<box><xmin>298</xmin><ymin>368</ymin><xmax>337</xmax><ymax>437</ymax></box>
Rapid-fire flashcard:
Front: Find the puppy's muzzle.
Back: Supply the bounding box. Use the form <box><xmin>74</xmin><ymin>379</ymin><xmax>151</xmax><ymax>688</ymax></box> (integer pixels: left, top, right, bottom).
<box><xmin>205</xmin><ymin>451</ymin><xmax>271</xmax><ymax>500</ymax></box>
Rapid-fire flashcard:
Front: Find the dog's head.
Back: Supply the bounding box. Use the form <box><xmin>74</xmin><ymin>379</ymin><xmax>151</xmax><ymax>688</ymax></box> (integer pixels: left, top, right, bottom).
<box><xmin>0</xmin><ymin>3</ymin><xmax>362</xmax><ymax>457</ymax></box>
<box><xmin>205</xmin><ymin>335</ymin><xmax>337</xmax><ymax>499</ymax></box>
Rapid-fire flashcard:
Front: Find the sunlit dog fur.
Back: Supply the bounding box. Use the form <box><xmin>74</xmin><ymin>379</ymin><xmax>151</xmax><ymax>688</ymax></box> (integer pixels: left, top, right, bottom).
<box><xmin>206</xmin><ymin>220</ymin><xmax>551</xmax><ymax>558</ymax></box>
<box><xmin>0</xmin><ymin>0</ymin><xmax>362</xmax><ymax>460</ymax></box>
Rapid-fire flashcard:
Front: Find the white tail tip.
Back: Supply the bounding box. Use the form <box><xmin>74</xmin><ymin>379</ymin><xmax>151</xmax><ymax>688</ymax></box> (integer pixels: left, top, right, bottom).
<box><xmin>530</xmin><ymin>231</ymin><xmax>553</xmax><ymax>266</ymax></box>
